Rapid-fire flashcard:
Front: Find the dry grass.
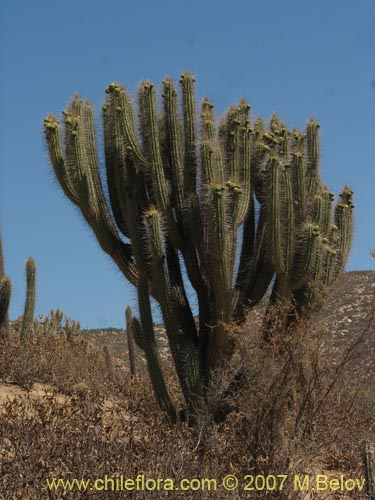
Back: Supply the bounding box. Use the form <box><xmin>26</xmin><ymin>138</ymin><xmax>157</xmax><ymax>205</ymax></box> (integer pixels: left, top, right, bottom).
<box><xmin>0</xmin><ymin>306</ymin><xmax>374</xmax><ymax>499</ymax></box>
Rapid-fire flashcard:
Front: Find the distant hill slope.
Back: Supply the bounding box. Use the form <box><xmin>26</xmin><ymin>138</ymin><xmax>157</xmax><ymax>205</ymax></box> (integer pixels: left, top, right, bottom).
<box><xmin>318</xmin><ymin>270</ymin><xmax>375</xmax><ymax>386</ymax></box>
<box><xmin>85</xmin><ymin>270</ymin><xmax>375</xmax><ymax>385</ymax></box>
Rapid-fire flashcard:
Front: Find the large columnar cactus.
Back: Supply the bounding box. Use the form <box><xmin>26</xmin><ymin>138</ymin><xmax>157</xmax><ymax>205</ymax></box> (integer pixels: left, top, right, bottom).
<box><xmin>0</xmin><ymin>229</ymin><xmax>11</xmax><ymax>339</ymax></box>
<box><xmin>44</xmin><ymin>73</ymin><xmax>354</xmax><ymax>418</ymax></box>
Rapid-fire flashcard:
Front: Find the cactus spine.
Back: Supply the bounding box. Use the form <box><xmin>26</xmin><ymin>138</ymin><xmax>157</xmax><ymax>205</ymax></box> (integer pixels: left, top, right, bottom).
<box><xmin>20</xmin><ymin>258</ymin><xmax>36</xmax><ymax>340</ymax></box>
<box><xmin>125</xmin><ymin>306</ymin><xmax>136</xmax><ymax>376</ymax></box>
<box><xmin>44</xmin><ymin>74</ymin><xmax>354</xmax><ymax>419</ymax></box>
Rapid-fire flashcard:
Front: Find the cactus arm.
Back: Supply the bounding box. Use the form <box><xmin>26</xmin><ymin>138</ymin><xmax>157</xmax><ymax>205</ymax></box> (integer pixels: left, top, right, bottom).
<box><xmin>0</xmin><ymin>231</ymin><xmax>6</xmax><ymax>286</ymax></box>
<box><xmin>233</xmin><ymin>196</ymin><xmax>255</xmax><ymax>297</ymax></box>
<box><xmin>145</xmin><ymin>207</ymin><xmax>201</xmax><ymax>408</ymax></box>
<box><xmin>200</xmin><ymin>102</ymin><xmax>233</xmax><ymax>363</ymax></box>
<box><xmin>178</xmin><ymin>227</ymin><xmax>212</xmax><ymax>377</ymax></box>
<box><xmin>200</xmin><ymin>98</ymin><xmax>224</xmax><ymax>184</ymax></box>
<box><xmin>206</xmin><ymin>186</ymin><xmax>231</xmax><ymax>317</ymax></box>
<box><xmin>20</xmin><ymin>258</ymin><xmax>36</xmax><ymax>340</ymax></box>
<box><xmin>238</xmin><ymin>256</ymin><xmax>274</xmax><ymax>320</ymax></box>
<box><xmin>319</xmin><ymin>190</ymin><xmax>335</xmax><ymax>235</ymax></box>
<box><xmin>44</xmin><ymin>116</ymin><xmax>80</xmax><ymax>204</ymax></box>
<box><xmin>220</xmin><ymin>100</ymin><xmax>252</xmax><ymax>224</ymax></box>
<box><xmin>291</xmin><ymin>223</ymin><xmax>321</xmax><ymax>290</ymax></box>
<box><xmin>131</xmin><ymin>314</ymin><xmax>147</xmax><ymax>351</ymax></box>
<box><xmin>145</xmin><ymin>341</ymin><xmax>177</xmax><ymax>423</ymax></box>
<box><xmin>205</xmin><ymin>184</ymin><xmax>233</xmax><ymax>370</ymax></box>
<box><xmin>161</xmin><ymin>77</ymin><xmax>185</xmax><ymax>216</ymax></box>
<box><xmin>312</xmin><ymin>190</ymin><xmax>334</xmax><ymax>236</ymax></box>
<box><xmin>125</xmin><ymin>306</ymin><xmax>136</xmax><ymax>376</ymax></box>
<box><xmin>292</xmin><ymin>234</ymin><xmax>330</xmax><ymax>317</ymax></box>
<box><xmin>200</xmin><ymin>140</ymin><xmax>214</xmax><ymax>185</ymax></box>
<box><xmin>162</xmin><ymin>76</ymin><xmax>212</xmax><ymax>344</ymax></box>
<box><xmin>184</xmin><ymin>194</ymin><xmax>206</xmax><ymax>270</ymax></box>
<box><xmin>81</xmin><ymin>101</ymin><xmax>101</xmax><ymax>195</ymax></box>
<box><xmin>44</xmin><ymin>104</ymin><xmax>139</xmax><ymax>287</ymax></box>
<box><xmin>144</xmin><ymin>208</ymin><xmax>175</xmax><ymax>338</ymax></box>
<box><xmin>80</xmin><ymin>100</ymin><xmax>136</xmax><ymax>262</ymax></box>
<box><xmin>226</xmin><ymin>181</ymin><xmax>243</xmax><ymax>277</ymax></box>
<box><xmin>320</xmin><ymin>244</ymin><xmax>338</xmax><ymax>288</ymax></box>
<box><xmin>132</xmin><ymin>314</ymin><xmax>177</xmax><ymax>422</ymax></box>
<box><xmin>305</xmin><ymin>118</ymin><xmax>320</xmax><ymax>204</ymax></box>
<box><xmin>246</xmin><ymin>259</ymin><xmax>275</xmax><ymax>307</ymax></box>
<box><xmin>165</xmin><ymin>242</ymin><xmax>207</xmax><ymax>390</ymax></box>
<box><xmin>219</xmin><ymin>109</ymin><xmax>234</xmax><ymax>179</ymax></box>
<box><xmin>290</xmin><ymin>152</ymin><xmax>306</xmax><ymax>223</ymax></box>
<box><xmin>136</xmin><ymin>275</ymin><xmax>177</xmax><ymax>422</ymax></box>
<box><xmin>116</xmin><ymin>84</ymin><xmax>147</xmax><ymax>167</ymax></box>
<box><xmin>105</xmin><ymin>82</ymin><xmax>147</xmax><ymax>169</ymax></box>
<box><xmin>164</xmin><ymin>240</ymin><xmax>198</xmax><ymax>344</ymax></box>
<box><xmin>251</xmin><ymin>117</ymin><xmax>266</xmax><ymax>198</ymax></box>
<box><xmin>140</xmin><ymin>78</ymin><xmax>210</xmax><ymax>378</ymax></box>
<box><xmin>235</xmin><ymin>103</ymin><xmax>252</xmax><ymax>226</ymax></box>
<box><xmin>0</xmin><ymin>230</ymin><xmax>11</xmax><ymax>339</ymax></box>
<box><xmin>121</xmin><ymin>157</ymin><xmax>151</xmax><ymax>276</ymax></box>
<box><xmin>265</xmin><ymin>157</ymin><xmax>285</xmax><ymax>273</ymax></box>
<box><xmin>234</xmin><ymin>207</ymin><xmax>274</xmax><ymax>320</ymax></box>
<box><xmin>64</xmin><ymin>96</ymin><xmax>97</xmax><ymax>214</ymax></box>
<box><xmin>180</xmin><ymin>72</ymin><xmax>198</xmax><ymax>195</ymax></box>
<box><xmin>138</xmin><ymin>82</ymin><xmax>185</xmax><ymax>250</ymax></box>
<box><xmin>102</xmin><ymin>91</ymin><xmax>131</xmax><ymax>238</ymax></box>
<box><xmin>332</xmin><ymin>187</ymin><xmax>354</xmax><ymax>279</ymax></box>
<box><xmin>281</xmin><ymin>163</ymin><xmax>295</xmax><ymax>277</ymax></box>
<box><xmin>0</xmin><ymin>277</ymin><xmax>11</xmax><ymax>335</ymax></box>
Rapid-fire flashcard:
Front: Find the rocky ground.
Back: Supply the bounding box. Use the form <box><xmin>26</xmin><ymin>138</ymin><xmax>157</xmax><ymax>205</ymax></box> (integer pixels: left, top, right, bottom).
<box><xmin>318</xmin><ymin>270</ymin><xmax>375</xmax><ymax>386</ymax></box>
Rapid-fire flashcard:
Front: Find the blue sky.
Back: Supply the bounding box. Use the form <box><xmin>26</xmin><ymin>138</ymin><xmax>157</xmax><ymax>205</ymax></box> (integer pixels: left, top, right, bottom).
<box><xmin>1</xmin><ymin>0</ymin><xmax>374</xmax><ymax>329</ymax></box>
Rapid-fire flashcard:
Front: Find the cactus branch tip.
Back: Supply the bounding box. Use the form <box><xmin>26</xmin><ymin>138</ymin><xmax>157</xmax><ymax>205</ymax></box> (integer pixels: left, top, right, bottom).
<box><xmin>179</xmin><ymin>71</ymin><xmax>196</xmax><ymax>82</ymax></box>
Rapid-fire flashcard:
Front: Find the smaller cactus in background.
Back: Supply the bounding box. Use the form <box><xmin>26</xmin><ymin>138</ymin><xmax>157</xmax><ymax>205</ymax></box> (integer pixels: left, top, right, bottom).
<box><xmin>0</xmin><ymin>229</ymin><xmax>11</xmax><ymax>339</ymax></box>
<box><xmin>103</xmin><ymin>344</ymin><xmax>114</xmax><ymax>379</ymax></box>
<box><xmin>72</xmin><ymin>382</ymin><xmax>90</xmax><ymax>400</ymax></box>
<box><xmin>36</xmin><ymin>309</ymin><xmax>80</xmax><ymax>339</ymax></box>
<box><xmin>0</xmin><ymin>277</ymin><xmax>11</xmax><ymax>337</ymax></box>
<box><xmin>48</xmin><ymin>309</ymin><xmax>64</xmax><ymax>336</ymax></box>
<box><xmin>125</xmin><ymin>306</ymin><xmax>136</xmax><ymax>376</ymax></box>
<box><xmin>20</xmin><ymin>258</ymin><xmax>36</xmax><ymax>340</ymax></box>
<box><xmin>363</xmin><ymin>440</ymin><xmax>375</xmax><ymax>499</ymax></box>
<box><xmin>65</xmin><ymin>318</ymin><xmax>81</xmax><ymax>342</ymax></box>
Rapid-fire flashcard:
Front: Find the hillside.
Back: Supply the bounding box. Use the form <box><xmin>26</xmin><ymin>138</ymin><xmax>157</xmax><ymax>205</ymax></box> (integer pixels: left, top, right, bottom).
<box><xmin>318</xmin><ymin>270</ymin><xmax>375</xmax><ymax>385</ymax></box>
<box><xmin>1</xmin><ymin>270</ymin><xmax>373</xmax><ymax>499</ymax></box>
<box><xmin>84</xmin><ymin>270</ymin><xmax>375</xmax><ymax>386</ymax></box>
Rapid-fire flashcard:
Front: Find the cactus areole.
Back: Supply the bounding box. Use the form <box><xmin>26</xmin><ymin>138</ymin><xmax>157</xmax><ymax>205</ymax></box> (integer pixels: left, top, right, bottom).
<box><xmin>44</xmin><ymin>73</ymin><xmax>354</xmax><ymax>420</ymax></box>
